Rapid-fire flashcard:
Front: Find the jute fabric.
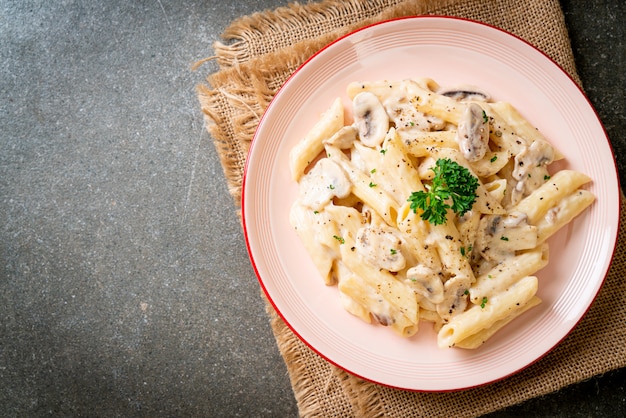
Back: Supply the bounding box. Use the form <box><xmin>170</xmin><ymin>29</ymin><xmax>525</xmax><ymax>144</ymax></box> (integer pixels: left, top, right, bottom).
<box><xmin>197</xmin><ymin>1</ymin><xmax>625</xmax><ymax>416</ymax></box>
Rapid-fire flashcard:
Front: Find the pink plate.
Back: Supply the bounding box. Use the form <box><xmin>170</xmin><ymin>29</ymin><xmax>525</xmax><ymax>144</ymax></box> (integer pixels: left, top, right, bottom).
<box><xmin>242</xmin><ymin>17</ymin><xmax>619</xmax><ymax>391</ymax></box>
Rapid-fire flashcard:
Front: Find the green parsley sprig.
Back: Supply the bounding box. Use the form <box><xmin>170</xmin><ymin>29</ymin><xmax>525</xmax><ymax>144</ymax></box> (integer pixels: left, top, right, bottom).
<box><xmin>407</xmin><ymin>158</ymin><xmax>479</xmax><ymax>225</ymax></box>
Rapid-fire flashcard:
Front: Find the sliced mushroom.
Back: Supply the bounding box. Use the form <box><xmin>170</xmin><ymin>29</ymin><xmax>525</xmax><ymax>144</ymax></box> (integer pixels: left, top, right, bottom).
<box><xmin>323</xmin><ymin>125</ymin><xmax>358</xmax><ymax>149</ymax></box>
<box><xmin>511</xmin><ymin>139</ymin><xmax>555</xmax><ymax>204</ymax></box>
<box><xmin>406</xmin><ymin>264</ymin><xmax>444</xmax><ymax>304</ymax></box>
<box><xmin>475</xmin><ymin>212</ymin><xmax>538</xmax><ymax>262</ymax></box>
<box><xmin>456</xmin><ymin>103</ymin><xmax>490</xmax><ymax>162</ymax></box>
<box><xmin>352</xmin><ymin>91</ymin><xmax>389</xmax><ymax>147</ymax></box>
<box><xmin>436</xmin><ymin>278</ymin><xmax>470</xmax><ymax>321</ymax></box>
<box><xmin>439</xmin><ymin>85</ymin><xmax>491</xmax><ymax>102</ymax></box>
<box><xmin>298</xmin><ymin>158</ymin><xmax>351</xmax><ymax>211</ymax></box>
<box><xmin>355</xmin><ymin>224</ymin><xmax>405</xmax><ymax>272</ymax></box>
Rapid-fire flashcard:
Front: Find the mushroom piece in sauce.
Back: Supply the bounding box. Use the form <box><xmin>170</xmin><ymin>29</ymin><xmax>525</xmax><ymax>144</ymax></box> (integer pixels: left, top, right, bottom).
<box><xmin>298</xmin><ymin>158</ymin><xmax>351</xmax><ymax>211</ymax></box>
<box><xmin>352</xmin><ymin>91</ymin><xmax>389</xmax><ymax>147</ymax></box>
<box><xmin>438</xmin><ymin>85</ymin><xmax>491</xmax><ymax>102</ymax></box>
<box><xmin>355</xmin><ymin>224</ymin><xmax>405</xmax><ymax>272</ymax></box>
<box><xmin>511</xmin><ymin>139</ymin><xmax>555</xmax><ymax>205</ymax></box>
<box><xmin>406</xmin><ymin>264</ymin><xmax>444</xmax><ymax>304</ymax></box>
<box><xmin>456</xmin><ymin>102</ymin><xmax>490</xmax><ymax>162</ymax></box>
<box><xmin>323</xmin><ymin>125</ymin><xmax>358</xmax><ymax>149</ymax></box>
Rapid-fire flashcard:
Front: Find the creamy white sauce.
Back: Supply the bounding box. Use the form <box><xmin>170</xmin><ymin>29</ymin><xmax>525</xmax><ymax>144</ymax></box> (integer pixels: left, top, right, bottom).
<box><xmin>511</xmin><ymin>139</ymin><xmax>554</xmax><ymax>205</ymax></box>
<box><xmin>352</xmin><ymin>91</ymin><xmax>389</xmax><ymax>147</ymax></box>
<box><xmin>475</xmin><ymin>212</ymin><xmax>537</xmax><ymax>262</ymax></box>
<box><xmin>356</xmin><ymin>224</ymin><xmax>405</xmax><ymax>272</ymax></box>
<box><xmin>382</xmin><ymin>82</ymin><xmax>446</xmax><ymax>136</ymax></box>
<box><xmin>299</xmin><ymin>158</ymin><xmax>351</xmax><ymax>211</ymax></box>
<box><xmin>456</xmin><ymin>103</ymin><xmax>489</xmax><ymax>162</ymax></box>
<box><xmin>406</xmin><ymin>264</ymin><xmax>444</xmax><ymax>304</ymax></box>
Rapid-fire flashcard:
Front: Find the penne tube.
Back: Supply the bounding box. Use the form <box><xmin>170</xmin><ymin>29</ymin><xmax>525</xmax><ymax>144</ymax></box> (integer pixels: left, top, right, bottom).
<box><xmin>404</xmin><ymin>79</ymin><xmax>466</xmax><ymax>124</ymax></box>
<box><xmin>469</xmin><ymin>244</ymin><xmax>548</xmax><ymax>303</ymax></box>
<box><xmin>487</xmin><ymin>101</ymin><xmax>564</xmax><ymax>160</ymax></box>
<box><xmin>339</xmin><ymin>271</ymin><xmax>418</xmax><ymax>337</ymax></box>
<box><xmin>338</xmin><ymin>233</ymin><xmax>419</xmax><ymax>326</ymax></box>
<box><xmin>512</xmin><ymin>170</ymin><xmax>592</xmax><ymax>224</ymax></box>
<box><xmin>328</xmin><ymin>146</ymin><xmax>399</xmax><ymax>226</ymax></box>
<box><xmin>454</xmin><ymin>296</ymin><xmax>541</xmax><ymax>349</ymax></box>
<box><xmin>334</xmin><ymin>260</ymin><xmax>372</xmax><ymax>324</ymax></box>
<box><xmin>396</xmin><ymin>201</ymin><xmax>443</xmax><ymax>272</ymax></box>
<box><xmin>438</xmin><ymin>275</ymin><xmax>538</xmax><ymax>348</ymax></box>
<box><xmin>353</xmin><ymin>128</ymin><xmax>423</xmax><ymax>205</ymax></box>
<box><xmin>289</xmin><ymin>203</ymin><xmax>339</xmax><ymax>285</ymax></box>
<box><xmin>428</xmin><ymin>220</ymin><xmax>475</xmax><ymax>283</ymax></box>
<box><xmin>401</xmin><ymin>130</ymin><xmax>459</xmax><ymax>157</ymax></box>
<box><xmin>483</xmin><ymin>178</ymin><xmax>508</xmax><ymax>204</ymax></box>
<box><xmin>289</xmin><ymin>97</ymin><xmax>344</xmax><ymax>181</ymax></box>
<box><xmin>536</xmin><ymin>189</ymin><xmax>595</xmax><ymax>244</ymax></box>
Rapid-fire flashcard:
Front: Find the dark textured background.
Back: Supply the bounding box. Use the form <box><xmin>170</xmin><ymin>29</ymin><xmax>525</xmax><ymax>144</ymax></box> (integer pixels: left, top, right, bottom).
<box><xmin>1</xmin><ymin>1</ymin><xmax>623</xmax><ymax>416</ymax></box>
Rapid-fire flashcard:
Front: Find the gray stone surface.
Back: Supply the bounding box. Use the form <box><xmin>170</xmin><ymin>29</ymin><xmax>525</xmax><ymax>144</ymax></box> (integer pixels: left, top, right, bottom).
<box><xmin>0</xmin><ymin>0</ymin><xmax>623</xmax><ymax>416</ymax></box>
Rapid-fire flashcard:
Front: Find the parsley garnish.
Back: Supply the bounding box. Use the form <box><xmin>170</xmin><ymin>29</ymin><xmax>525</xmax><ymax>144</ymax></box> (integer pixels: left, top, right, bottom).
<box><xmin>481</xmin><ymin>297</ymin><xmax>488</xmax><ymax>309</ymax></box>
<box><xmin>333</xmin><ymin>235</ymin><xmax>345</xmax><ymax>244</ymax></box>
<box><xmin>407</xmin><ymin>158</ymin><xmax>479</xmax><ymax>225</ymax></box>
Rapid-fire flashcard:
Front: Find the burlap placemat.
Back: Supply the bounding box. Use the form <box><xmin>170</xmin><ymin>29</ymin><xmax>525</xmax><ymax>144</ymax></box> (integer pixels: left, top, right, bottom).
<box><xmin>197</xmin><ymin>0</ymin><xmax>626</xmax><ymax>416</ymax></box>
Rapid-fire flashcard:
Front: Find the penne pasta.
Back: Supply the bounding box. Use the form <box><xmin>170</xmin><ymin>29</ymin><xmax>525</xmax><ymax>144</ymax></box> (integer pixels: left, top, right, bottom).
<box><xmin>438</xmin><ymin>275</ymin><xmax>538</xmax><ymax>348</ymax></box>
<box><xmin>289</xmin><ymin>97</ymin><xmax>344</xmax><ymax>181</ymax></box>
<box><xmin>289</xmin><ymin>77</ymin><xmax>595</xmax><ymax>349</ymax></box>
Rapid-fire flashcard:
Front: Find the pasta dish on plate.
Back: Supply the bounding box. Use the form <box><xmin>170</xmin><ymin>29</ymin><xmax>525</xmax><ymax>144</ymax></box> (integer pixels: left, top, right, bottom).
<box><xmin>288</xmin><ymin>77</ymin><xmax>595</xmax><ymax>349</ymax></box>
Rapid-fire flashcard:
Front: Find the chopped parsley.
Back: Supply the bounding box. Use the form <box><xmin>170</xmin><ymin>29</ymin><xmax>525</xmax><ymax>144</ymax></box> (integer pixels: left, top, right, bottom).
<box><xmin>407</xmin><ymin>158</ymin><xmax>479</xmax><ymax>225</ymax></box>
<box><xmin>481</xmin><ymin>297</ymin><xmax>488</xmax><ymax>309</ymax></box>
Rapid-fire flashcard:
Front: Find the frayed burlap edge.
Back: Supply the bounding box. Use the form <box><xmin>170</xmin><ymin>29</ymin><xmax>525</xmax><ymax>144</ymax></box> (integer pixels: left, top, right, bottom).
<box><xmin>198</xmin><ymin>0</ymin><xmax>469</xmax><ymax>210</ymax></box>
<box><xmin>213</xmin><ymin>0</ymin><xmax>409</xmax><ymax>68</ymax></box>
<box><xmin>212</xmin><ymin>0</ymin><xmax>580</xmax><ymax>86</ymax></box>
